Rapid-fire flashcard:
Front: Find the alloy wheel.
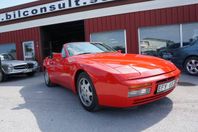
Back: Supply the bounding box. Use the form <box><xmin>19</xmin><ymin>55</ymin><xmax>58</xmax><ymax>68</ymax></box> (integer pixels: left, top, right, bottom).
<box><xmin>186</xmin><ymin>59</ymin><xmax>198</xmax><ymax>75</ymax></box>
<box><xmin>78</xmin><ymin>78</ymin><xmax>94</xmax><ymax>107</ymax></box>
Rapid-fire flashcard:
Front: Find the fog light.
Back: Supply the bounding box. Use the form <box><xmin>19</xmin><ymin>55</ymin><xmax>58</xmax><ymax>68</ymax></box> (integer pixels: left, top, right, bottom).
<box><xmin>128</xmin><ymin>88</ymin><xmax>150</xmax><ymax>98</ymax></box>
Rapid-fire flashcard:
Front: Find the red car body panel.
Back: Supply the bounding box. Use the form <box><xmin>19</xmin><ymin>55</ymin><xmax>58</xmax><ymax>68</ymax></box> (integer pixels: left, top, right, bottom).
<box><xmin>43</xmin><ymin>44</ymin><xmax>180</xmax><ymax>108</ymax></box>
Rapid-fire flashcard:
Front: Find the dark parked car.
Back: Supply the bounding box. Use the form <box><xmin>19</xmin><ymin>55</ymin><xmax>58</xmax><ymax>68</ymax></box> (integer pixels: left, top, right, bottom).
<box><xmin>157</xmin><ymin>42</ymin><xmax>190</xmax><ymax>60</ymax></box>
<box><xmin>165</xmin><ymin>39</ymin><xmax>198</xmax><ymax>75</ymax></box>
<box><xmin>0</xmin><ymin>53</ymin><xmax>39</xmax><ymax>82</ymax></box>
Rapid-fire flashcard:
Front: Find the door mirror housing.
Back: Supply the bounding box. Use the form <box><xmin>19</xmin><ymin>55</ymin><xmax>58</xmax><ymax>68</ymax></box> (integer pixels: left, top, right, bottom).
<box><xmin>117</xmin><ymin>50</ymin><xmax>122</xmax><ymax>53</ymax></box>
<box><xmin>53</xmin><ymin>53</ymin><xmax>62</xmax><ymax>58</ymax></box>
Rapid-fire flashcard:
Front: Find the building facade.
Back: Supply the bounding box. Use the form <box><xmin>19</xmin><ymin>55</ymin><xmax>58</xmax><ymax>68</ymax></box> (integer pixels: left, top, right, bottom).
<box><xmin>0</xmin><ymin>0</ymin><xmax>198</xmax><ymax>66</ymax></box>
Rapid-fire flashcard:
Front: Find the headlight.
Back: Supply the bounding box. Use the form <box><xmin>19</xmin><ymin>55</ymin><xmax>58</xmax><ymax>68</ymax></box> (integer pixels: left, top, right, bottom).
<box><xmin>2</xmin><ymin>64</ymin><xmax>13</xmax><ymax>73</ymax></box>
<box><xmin>162</xmin><ymin>52</ymin><xmax>173</xmax><ymax>60</ymax></box>
<box><xmin>33</xmin><ymin>61</ymin><xmax>38</xmax><ymax>67</ymax></box>
<box><xmin>128</xmin><ymin>83</ymin><xmax>152</xmax><ymax>98</ymax></box>
<box><xmin>8</xmin><ymin>64</ymin><xmax>14</xmax><ymax>72</ymax></box>
<box><xmin>128</xmin><ymin>88</ymin><xmax>151</xmax><ymax>98</ymax></box>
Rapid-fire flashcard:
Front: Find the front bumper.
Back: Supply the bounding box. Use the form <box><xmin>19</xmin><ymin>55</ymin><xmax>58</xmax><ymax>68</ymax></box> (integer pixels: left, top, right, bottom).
<box><xmin>4</xmin><ymin>66</ymin><xmax>40</xmax><ymax>75</ymax></box>
<box><xmin>95</xmin><ymin>69</ymin><xmax>180</xmax><ymax>108</ymax></box>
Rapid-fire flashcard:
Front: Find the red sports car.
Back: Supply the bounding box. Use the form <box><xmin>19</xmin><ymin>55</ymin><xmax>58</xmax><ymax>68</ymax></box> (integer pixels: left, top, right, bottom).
<box><xmin>43</xmin><ymin>42</ymin><xmax>180</xmax><ymax>111</ymax></box>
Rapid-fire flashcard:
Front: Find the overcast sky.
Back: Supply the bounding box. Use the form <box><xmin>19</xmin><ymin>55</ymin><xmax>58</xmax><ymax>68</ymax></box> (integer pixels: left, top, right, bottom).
<box><xmin>0</xmin><ymin>0</ymin><xmax>38</xmax><ymax>9</ymax></box>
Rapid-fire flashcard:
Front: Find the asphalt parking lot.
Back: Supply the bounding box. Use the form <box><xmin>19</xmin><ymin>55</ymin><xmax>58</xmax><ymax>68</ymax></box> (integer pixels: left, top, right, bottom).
<box><xmin>0</xmin><ymin>73</ymin><xmax>198</xmax><ymax>132</ymax></box>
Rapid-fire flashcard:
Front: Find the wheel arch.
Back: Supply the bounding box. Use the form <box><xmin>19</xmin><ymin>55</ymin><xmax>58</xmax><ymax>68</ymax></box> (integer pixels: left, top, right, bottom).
<box><xmin>74</xmin><ymin>69</ymin><xmax>86</xmax><ymax>93</ymax></box>
<box><xmin>73</xmin><ymin>69</ymin><xmax>98</xmax><ymax>94</ymax></box>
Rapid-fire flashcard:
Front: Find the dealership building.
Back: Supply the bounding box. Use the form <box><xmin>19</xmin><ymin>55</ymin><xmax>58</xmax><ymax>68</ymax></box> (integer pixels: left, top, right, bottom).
<box><xmin>0</xmin><ymin>0</ymin><xmax>198</xmax><ymax>66</ymax></box>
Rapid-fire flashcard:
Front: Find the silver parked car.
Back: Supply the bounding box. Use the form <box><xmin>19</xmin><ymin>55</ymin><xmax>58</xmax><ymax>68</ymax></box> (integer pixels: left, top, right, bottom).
<box><xmin>0</xmin><ymin>53</ymin><xmax>39</xmax><ymax>82</ymax></box>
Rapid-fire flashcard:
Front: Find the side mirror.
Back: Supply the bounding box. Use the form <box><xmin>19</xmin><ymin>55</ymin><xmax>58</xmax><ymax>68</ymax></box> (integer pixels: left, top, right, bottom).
<box><xmin>117</xmin><ymin>50</ymin><xmax>122</xmax><ymax>53</ymax></box>
<box><xmin>53</xmin><ymin>53</ymin><xmax>62</xmax><ymax>58</ymax></box>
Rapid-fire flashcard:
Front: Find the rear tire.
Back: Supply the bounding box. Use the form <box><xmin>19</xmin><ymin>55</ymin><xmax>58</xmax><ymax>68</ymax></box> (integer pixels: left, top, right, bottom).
<box><xmin>184</xmin><ymin>57</ymin><xmax>198</xmax><ymax>75</ymax></box>
<box><xmin>44</xmin><ymin>69</ymin><xmax>54</xmax><ymax>87</ymax></box>
<box><xmin>77</xmin><ymin>72</ymin><xmax>99</xmax><ymax>112</ymax></box>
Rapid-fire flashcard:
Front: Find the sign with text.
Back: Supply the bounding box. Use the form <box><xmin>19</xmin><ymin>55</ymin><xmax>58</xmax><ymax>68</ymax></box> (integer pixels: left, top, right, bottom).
<box><xmin>0</xmin><ymin>0</ymin><xmax>114</xmax><ymax>23</ymax></box>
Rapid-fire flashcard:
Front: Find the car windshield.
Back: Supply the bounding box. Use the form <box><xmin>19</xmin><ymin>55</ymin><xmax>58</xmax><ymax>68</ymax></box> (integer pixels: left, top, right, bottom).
<box><xmin>66</xmin><ymin>42</ymin><xmax>116</xmax><ymax>56</ymax></box>
<box><xmin>0</xmin><ymin>54</ymin><xmax>15</xmax><ymax>61</ymax></box>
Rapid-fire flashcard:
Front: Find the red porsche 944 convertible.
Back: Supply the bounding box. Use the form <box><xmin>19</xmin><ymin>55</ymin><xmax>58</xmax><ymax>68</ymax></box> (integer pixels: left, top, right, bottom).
<box><xmin>43</xmin><ymin>42</ymin><xmax>180</xmax><ymax>111</ymax></box>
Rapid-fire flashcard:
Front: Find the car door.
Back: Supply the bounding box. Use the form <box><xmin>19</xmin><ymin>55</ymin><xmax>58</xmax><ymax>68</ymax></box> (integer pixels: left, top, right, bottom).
<box><xmin>56</xmin><ymin>47</ymin><xmax>73</xmax><ymax>89</ymax></box>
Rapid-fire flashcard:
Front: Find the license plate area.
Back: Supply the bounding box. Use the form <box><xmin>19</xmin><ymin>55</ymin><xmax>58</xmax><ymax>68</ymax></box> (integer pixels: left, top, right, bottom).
<box><xmin>156</xmin><ymin>79</ymin><xmax>176</xmax><ymax>94</ymax></box>
<box><xmin>23</xmin><ymin>69</ymin><xmax>32</xmax><ymax>73</ymax></box>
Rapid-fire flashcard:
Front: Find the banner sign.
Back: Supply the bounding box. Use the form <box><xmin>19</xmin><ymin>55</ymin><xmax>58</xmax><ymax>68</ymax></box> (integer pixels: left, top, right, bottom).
<box><xmin>0</xmin><ymin>0</ymin><xmax>114</xmax><ymax>23</ymax></box>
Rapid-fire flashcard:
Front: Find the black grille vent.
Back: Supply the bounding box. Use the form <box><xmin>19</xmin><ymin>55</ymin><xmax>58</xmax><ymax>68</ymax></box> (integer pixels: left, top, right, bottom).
<box><xmin>27</xmin><ymin>63</ymin><xmax>34</xmax><ymax>68</ymax></box>
<box><xmin>14</xmin><ymin>65</ymin><xmax>27</xmax><ymax>69</ymax></box>
<box><xmin>14</xmin><ymin>63</ymin><xmax>34</xmax><ymax>69</ymax></box>
<box><xmin>157</xmin><ymin>77</ymin><xmax>175</xmax><ymax>84</ymax></box>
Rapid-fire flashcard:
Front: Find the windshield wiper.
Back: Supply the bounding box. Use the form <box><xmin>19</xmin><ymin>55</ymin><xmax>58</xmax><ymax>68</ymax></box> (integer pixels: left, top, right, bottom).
<box><xmin>78</xmin><ymin>52</ymin><xmax>93</xmax><ymax>55</ymax></box>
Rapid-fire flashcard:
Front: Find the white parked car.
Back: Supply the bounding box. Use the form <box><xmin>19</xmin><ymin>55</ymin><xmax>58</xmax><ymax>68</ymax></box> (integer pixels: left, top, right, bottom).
<box><xmin>0</xmin><ymin>53</ymin><xmax>39</xmax><ymax>82</ymax></box>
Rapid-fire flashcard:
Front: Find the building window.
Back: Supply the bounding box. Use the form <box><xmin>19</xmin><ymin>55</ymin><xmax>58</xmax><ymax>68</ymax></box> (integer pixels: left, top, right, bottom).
<box><xmin>22</xmin><ymin>41</ymin><xmax>35</xmax><ymax>60</ymax></box>
<box><xmin>0</xmin><ymin>43</ymin><xmax>16</xmax><ymax>58</ymax></box>
<box><xmin>90</xmin><ymin>30</ymin><xmax>127</xmax><ymax>53</ymax></box>
<box><xmin>139</xmin><ymin>25</ymin><xmax>180</xmax><ymax>59</ymax></box>
<box><xmin>139</xmin><ymin>23</ymin><xmax>198</xmax><ymax>60</ymax></box>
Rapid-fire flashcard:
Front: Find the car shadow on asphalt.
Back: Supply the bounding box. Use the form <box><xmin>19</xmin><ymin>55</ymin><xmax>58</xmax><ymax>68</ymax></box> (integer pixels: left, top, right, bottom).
<box><xmin>8</xmin><ymin>73</ymin><xmax>173</xmax><ymax>132</ymax></box>
<box><xmin>178</xmin><ymin>73</ymin><xmax>198</xmax><ymax>86</ymax></box>
<box><xmin>0</xmin><ymin>74</ymin><xmax>38</xmax><ymax>85</ymax></box>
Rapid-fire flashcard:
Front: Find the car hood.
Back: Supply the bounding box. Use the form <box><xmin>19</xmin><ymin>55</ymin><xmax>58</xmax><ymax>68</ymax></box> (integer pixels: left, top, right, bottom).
<box><xmin>78</xmin><ymin>53</ymin><xmax>176</xmax><ymax>80</ymax></box>
<box><xmin>2</xmin><ymin>60</ymin><xmax>35</xmax><ymax>66</ymax></box>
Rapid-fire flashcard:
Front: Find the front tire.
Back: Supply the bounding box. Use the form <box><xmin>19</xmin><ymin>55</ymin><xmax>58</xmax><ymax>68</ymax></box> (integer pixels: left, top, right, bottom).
<box><xmin>0</xmin><ymin>70</ymin><xmax>6</xmax><ymax>82</ymax></box>
<box><xmin>184</xmin><ymin>57</ymin><xmax>198</xmax><ymax>75</ymax></box>
<box><xmin>0</xmin><ymin>71</ymin><xmax>3</xmax><ymax>82</ymax></box>
<box><xmin>77</xmin><ymin>72</ymin><xmax>99</xmax><ymax>111</ymax></box>
<box><xmin>44</xmin><ymin>69</ymin><xmax>54</xmax><ymax>87</ymax></box>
